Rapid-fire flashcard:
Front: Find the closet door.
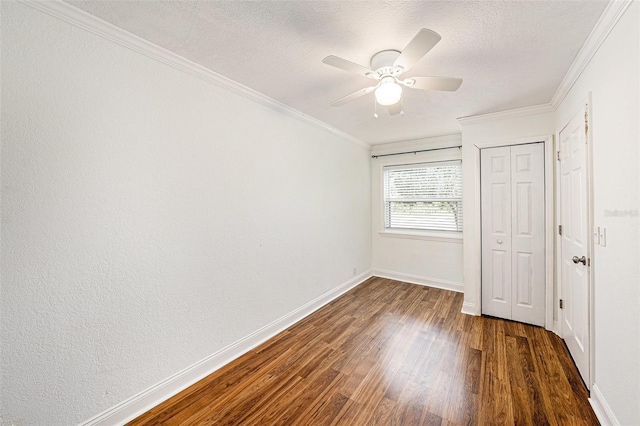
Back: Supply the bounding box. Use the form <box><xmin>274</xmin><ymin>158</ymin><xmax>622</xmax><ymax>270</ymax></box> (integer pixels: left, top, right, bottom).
<box><xmin>481</xmin><ymin>146</ymin><xmax>512</xmax><ymax>320</ymax></box>
<box><xmin>481</xmin><ymin>143</ymin><xmax>545</xmax><ymax>326</ymax></box>
<box><xmin>510</xmin><ymin>143</ymin><xmax>545</xmax><ymax>326</ymax></box>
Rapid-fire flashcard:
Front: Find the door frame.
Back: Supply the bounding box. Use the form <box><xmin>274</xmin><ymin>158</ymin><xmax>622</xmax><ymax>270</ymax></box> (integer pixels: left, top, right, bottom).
<box><xmin>475</xmin><ymin>135</ymin><xmax>555</xmax><ymax>330</ymax></box>
<box><xmin>555</xmin><ymin>95</ymin><xmax>595</xmax><ymax>389</ymax></box>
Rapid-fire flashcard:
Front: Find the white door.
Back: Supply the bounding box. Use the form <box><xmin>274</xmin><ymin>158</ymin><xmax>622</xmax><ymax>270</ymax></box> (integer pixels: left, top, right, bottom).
<box><xmin>510</xmin><ymin>144</ymin><xmax>546</xmax><ymax>326</ymax></box>
<box><xmin>481</xmin><ymin>146</ymin><xmax>512</xmax><ymax>320</ymax></box>
<box><xmin>481</xmin><ymin>143</ymin><xmax>545</xmax><ymax>326</ymax></box>
<box><xmin>559</xmin><ymin>107</ymin><xmax>590</xmax><ymax>387</ymax></box>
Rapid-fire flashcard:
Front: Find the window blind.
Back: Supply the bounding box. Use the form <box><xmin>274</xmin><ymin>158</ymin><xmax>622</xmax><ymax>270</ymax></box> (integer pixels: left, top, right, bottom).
<box><xmin>383</xmin><ymin>161</ymin><xmax>463</xmax><ymax>232</ymax></box>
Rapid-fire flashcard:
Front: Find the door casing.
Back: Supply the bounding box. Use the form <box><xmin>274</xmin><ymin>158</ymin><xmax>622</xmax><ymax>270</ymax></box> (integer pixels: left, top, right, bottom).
<box><xmin>473</xmin><ymin>136</ymin><xmax>555</xmax><ymax>331</ymax></box>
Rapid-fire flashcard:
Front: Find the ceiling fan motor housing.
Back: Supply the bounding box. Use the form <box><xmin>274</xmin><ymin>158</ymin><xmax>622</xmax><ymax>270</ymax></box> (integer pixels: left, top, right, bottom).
<box><xmin>370</xmin><ymin>50</ymin><xmax>403</xmax><ymax>76</ymax></box>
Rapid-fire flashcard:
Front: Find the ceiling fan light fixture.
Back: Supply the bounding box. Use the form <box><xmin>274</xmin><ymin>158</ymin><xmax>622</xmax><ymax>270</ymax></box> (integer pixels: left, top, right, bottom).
<box><xmin>324</xmin><ymin>29</ymin><xmax>461</xmax><ymax>111</ymax></box>
<box><xmin>375</xmin><ymin>79</ymin><xmax>402</xmax><ymax>106</ymax></box>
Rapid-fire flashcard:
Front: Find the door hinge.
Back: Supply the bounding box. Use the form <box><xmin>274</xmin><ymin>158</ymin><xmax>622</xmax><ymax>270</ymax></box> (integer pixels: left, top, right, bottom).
<box><xmin>585</xmin><ymin>109</ymin><xmax>589</xmax><ymax>138</ymax></box>
<box><xmin>558</xmin><ymin>225</ymin><xmax>563</xmax><ymax>235</ymax></box>
<box><xmin>559</xmin><ymin>299</ymin><xmax>564</xmax><ymax>309</ymax></box>
<box><xmin>557</xmin><ymin>151</ymin><xmax>561</xmax><ymax>161</ymax></box>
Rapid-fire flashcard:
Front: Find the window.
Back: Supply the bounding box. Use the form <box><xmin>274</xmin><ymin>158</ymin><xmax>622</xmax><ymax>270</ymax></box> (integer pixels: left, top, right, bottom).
<box><xmin>383</xmin><ymin>161</ymin><xmax>462</xmax><ymax>233</ymax></box>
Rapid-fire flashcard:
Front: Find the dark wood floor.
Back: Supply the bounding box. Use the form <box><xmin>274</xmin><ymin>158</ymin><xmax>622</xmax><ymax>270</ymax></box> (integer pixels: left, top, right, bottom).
<box><xmin>129</xmin><ymin>277</ymin><xmax>598</xmax><ymax>425</ymax></box>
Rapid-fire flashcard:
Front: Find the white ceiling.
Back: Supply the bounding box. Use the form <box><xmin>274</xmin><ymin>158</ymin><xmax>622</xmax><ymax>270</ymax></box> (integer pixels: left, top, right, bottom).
<box><xmin>66</xmin><ymin>1</ymin><xmax>608</xmax><ymax>145</ymax></box>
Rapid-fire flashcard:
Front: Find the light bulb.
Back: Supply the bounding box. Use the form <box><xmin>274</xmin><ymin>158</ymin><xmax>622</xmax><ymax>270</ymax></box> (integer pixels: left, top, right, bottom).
<box><xmin>375</xmin><ymin>79</ymin><xmax>402</xmax><ymax>106</ymax></box>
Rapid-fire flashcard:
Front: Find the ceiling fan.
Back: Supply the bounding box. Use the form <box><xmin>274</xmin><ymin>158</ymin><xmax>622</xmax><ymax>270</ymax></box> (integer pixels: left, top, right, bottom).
<box><xmin>322</xmin><ymin>29</ymin><xmax>462</xmax><ymax>116</ymax></box>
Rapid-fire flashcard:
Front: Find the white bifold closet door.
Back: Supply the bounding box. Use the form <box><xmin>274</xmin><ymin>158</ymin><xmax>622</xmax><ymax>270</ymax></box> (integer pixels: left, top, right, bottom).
<box><xmin>481</xmin><ymin>143</ymin><xmax>545</xmax><ymax>327</ymax></box>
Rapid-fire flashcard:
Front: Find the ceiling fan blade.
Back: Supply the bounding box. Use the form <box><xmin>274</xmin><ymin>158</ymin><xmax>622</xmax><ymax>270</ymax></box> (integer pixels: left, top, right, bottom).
<box><xmin>405</xmin><ymin>76</ymin><xmax>463</xmax><ymax>91</ymax></box>
<box><xmin>394</xmin><ymin>29</ymin><xmax>441</xmax><ymax>73</ymax></box>
<box><xmin>330</xmin><ymin>86</ymin><xmax>377</xmax><ymax>106</ymax></box>
<box><xmin>323</xmin><ymin>55</ymin><xmax>378</xmax><ymax>80</ymax></box>
<box><xmin>387</xmin><ymin>99</ymin><xmax>403</xmax><ymax>116</ymax></box>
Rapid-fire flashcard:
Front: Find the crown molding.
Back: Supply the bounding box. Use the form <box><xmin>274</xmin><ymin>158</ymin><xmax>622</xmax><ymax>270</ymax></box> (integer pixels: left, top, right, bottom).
<box><xmin>457</xmin><ymin>103</ymin><xmax>553</xmax><ymax>126</ymax></box>
<box><xmin>550</xmin><ymin>0</ymin><xmax>634</xmax><ymax>108</ymax></box>
<box><xmin>17</xmin><ymin>0</ymin><xmax>369</xmax><ymax>149</ymax></box>
<box><xmin>371</xmin><ymin>133</ymin><xmax>462</xmax><ymax>156</ymax></box>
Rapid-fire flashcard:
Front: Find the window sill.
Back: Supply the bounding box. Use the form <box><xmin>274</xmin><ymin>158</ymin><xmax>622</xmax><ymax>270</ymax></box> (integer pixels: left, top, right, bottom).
<box><xmin>378</xmin><ymin>229</ymin><xmax>463</xmax><ymax>243</ymax></box>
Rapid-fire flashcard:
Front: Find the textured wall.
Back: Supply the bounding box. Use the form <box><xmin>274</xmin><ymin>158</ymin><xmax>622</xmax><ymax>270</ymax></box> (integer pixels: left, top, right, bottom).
<box><xmin>371</xmin><ymin>138</ymin><xmax>464</xmax><ymax>288</ymax></box>
<box><xmin>554</xmin><ymin>3</ymin><xmax>639</xmax><ymax>423</ymax></box>
<box><xmin>0</xmin><ymin>2</ymin><xmax>371</xmax><ymax>424</ymax></box>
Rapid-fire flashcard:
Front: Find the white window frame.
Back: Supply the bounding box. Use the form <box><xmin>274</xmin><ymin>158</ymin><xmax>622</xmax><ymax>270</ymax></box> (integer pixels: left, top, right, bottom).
<box><xmin>378</xmin><ymin>155</ymin><xmax>463</xmax><ymax>242</ymax></box>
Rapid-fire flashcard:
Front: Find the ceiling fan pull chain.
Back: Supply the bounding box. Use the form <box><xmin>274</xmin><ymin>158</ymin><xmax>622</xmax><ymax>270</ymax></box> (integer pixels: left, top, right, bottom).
<box><xmin>373</xmin><ymin>97</ymin><xmax>379</xmax><ymax>118</ymax></box>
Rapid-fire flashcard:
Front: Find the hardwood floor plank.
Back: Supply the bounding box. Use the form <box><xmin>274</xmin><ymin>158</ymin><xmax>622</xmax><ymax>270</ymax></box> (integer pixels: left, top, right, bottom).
<box><xmin>128</xmin><ymin>278</ymin><xmax>598</xmax><ymax>426</ymax></box>
<box><xmin>293</xmin><ymin>372</ymin><xmax>350</xmax><ymax>424</ymax></box>
<box><xmin>469</xmin><ymin>315</ymin><xmax>484</xmax><ymax>350</ymax></box>
<box><xmin>328</xmin><ymin>396</ymin><xmax>361</xmax><ymax>426</ymax></box>
<box><xmin>423</xmin><ymin>411</ymin><xmax>444</xmax><ymax>426</ymax></box>
<box><xmin>466</xmin><ymin>347</ymin><xmax>482</xmax><ymax>395</ymax></box>
<box><xmin>367</xmin><ymin>397</ymin><xmax>397</xmax><ymax>425</ymax></box>
<box><xmin>506</xmin><ymin>335</ymin><xmax>536</xmax><ymax>426</ymax></box>
<box><xmin>305</xmin><ymin>392</ymin><xmax>350</xmax><ymax>425</ymax></box>
<box><xmin>394</xmin><ymin>380</ymin><xmax>430</xmax><ymax>425</ymax></box>
<box><xmin>270</xmin><ymin>369</ymin><xmax>345</xmax><ymax>424</ymax></box>
<box><xmin>444</xmin><ymin>331</ymin><xmax>477</xmax><ymax>425</ymax></box>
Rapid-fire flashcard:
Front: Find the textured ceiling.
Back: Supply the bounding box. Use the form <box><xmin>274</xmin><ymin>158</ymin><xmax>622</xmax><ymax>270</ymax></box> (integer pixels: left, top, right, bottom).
<box><xmin>66</xmin><ymin>1</ymin><xmax>608</xmax><ymax>145</ymax></box>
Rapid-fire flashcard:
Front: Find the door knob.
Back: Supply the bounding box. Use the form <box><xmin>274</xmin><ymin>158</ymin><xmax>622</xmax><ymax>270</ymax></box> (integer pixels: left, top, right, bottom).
<box><xmin>497</xmin><ymin>239</ymin><xmax>503</xmax><ymax>244</ymax></box>
<box><xmin>572</xmin><ymin>256</ymin><xmax>586</xmax><ymax>265</ymax></box>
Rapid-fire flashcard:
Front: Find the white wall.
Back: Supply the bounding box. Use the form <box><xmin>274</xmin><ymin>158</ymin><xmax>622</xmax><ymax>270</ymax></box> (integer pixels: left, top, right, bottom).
<box><xmin>458</xmin><ymin>106</ymin><xmax>555</xmax><ymax>315</ymax></box>
<box><xmin>371</xmin><ymin>136</ymin><xmax>464</xmax><ymax>291</ymax></box>
<box><xmin>554</xmin><ymin>2</ymin><xmax>639</xmax><ymax>423</ymax></box>
<box><xmin>0</xmin><ymin>2</ymin><xmax>371</xmax><ymax>424</ymax></box>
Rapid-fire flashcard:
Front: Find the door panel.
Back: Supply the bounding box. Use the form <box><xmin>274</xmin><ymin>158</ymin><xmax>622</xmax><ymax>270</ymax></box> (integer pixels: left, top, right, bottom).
<box><xmin>491</xmin><ymin>250</ymin><xmax>508</xmax><ymax>302</ymax></box>
<box><xmin>515</xmin><ymin>182</ymin><xmax>531</xmax><ymax>235</ymax></box>
<box><xmin>492</xmin><ymin>183</ymin><xmax>508</xmax><ymax>233</ymax></box>
<box><xmin>515</xmin><ymin>252</ymin><xmax>532</xmax><ymax>306</ymax></box>
<box><xmin>559</xmin><ymin>107</ymin><xmax>590</xmax><ymax>387</ymax></box>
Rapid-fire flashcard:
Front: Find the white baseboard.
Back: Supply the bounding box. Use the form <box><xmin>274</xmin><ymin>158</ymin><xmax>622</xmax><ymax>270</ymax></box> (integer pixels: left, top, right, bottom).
<box><xmin>372</xmin><ymin>269</ymin><xmax>464</xmax><ymax>293</ymax></box>
<box><xmin>461</xmin><ymin>301</ymin><xmax>480</xmax><ymax>316</ymax></box>
<box><xmin>81</xmin><ymin>270</ymin><xmax>373</xmax><ymax>426</ymax></box>
<box><xmin>589</xmin><ymin>383</ymin><xmax>620</xmax><ymax>426</ymax></box>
